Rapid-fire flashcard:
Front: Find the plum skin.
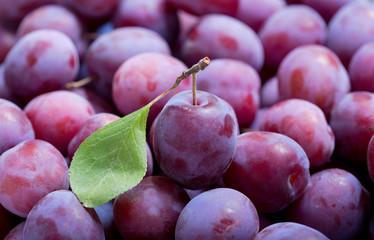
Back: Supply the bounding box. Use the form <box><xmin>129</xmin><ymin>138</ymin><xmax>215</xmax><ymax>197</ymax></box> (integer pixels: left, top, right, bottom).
<box><xmin>153</xmin><ymin>90</ymin><xmax>238</xmax><ymax>190</ymax></box>
<box><xmin>222</xmin><ymin>131</ymin><xmax>310</xmax><ymax>213</ymax></box>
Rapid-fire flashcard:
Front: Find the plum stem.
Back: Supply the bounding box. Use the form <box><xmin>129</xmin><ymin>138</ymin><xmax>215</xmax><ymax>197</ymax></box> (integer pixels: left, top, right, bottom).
<box><xmin>65</xmin><ymin>77</ymin><xmax>93</xmax><ymax>89</ymax></box>
<box><xmin>148</xmin><ymin>57</ymin><xmax>210</xmax><ymax>107</ymax></box>
<box><xmin>192</xmin><ymin>72</ymin><xmax>197</xmax><ymax>105</ymax></box>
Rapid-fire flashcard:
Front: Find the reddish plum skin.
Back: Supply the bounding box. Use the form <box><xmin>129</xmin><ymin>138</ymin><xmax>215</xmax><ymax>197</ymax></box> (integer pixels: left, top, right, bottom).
<box><xmin>17</xmin><ymin>5</ymin><xmax>81</xmax><ymax>41</ymax></box>
<box><xmin>59</xmin><ymin>0</ymin><xmax>118</xmax><ymax>19</ymax></box>
<box><xmin>259</xmin><ymin>5</ymin><xmax>326</xmax><ymax>69</ymax></box>
<box><xmin>24</xmin><ymin>190</ymin><xmax>105</xmax><ymax>240</ymax></box>
<box><xmin>67</xmin><ymin>113</ymin><xmax>120</xmax><ymax>162</ymax></box>
<box><xmin>4</xmin><ymin>221</ymin><xmax>25</xmax><ymax>240</ymax></box>
<box><xmin>112</xmin><ymin>52</ymin><xmax>191</xmax><ymax>125</ymax></box>
<box><xmin>327</xmin><ymin>1</ymin><xmax>374</xmax><ymax>67</ymax></box>
<box><xmin>0</xmin><ymin>140</ymin><xmax>69</xmax><ymax>217</ymax></box>
<box><xmin>175</xmin><ymin>188</ymin><xmax>259</xmax><ymax>240</ymax></box>
<box><xmin>260</xmin><ymin>76</ymin><xmax>280</xmax><ymax>108</ymax></box>
<box><xmin>16</xmin><ymin>4</ymin><xmax>84</xmax><ymax>57</ymax></box>
<box><xmin>286</xmin><ymin>168</ymin><xmax>372</xmax><ymax>240</ymax></box>
<box><xmin>301</xmin><ymin>0</ymin><xmax>360</xmax><ymax>22</ymax></box>
<box><xmin>166</xmin><ymin>0</ymin><xmax>239</xmax><ymax>16</ymax></box>
<box><xmin>0</xmin><ymin>0</ymin><xmax>56</xmax><ymax>21</ymax></box>
<box><xmin>85</xmin><ymin>27</ymin><xmax>171</xmax><ymax>99</ymax></box>
<box><xmin>235</xmin><ymin>0</ymin><xmax>286</xmax><ymax>32</ymax></box>
<box><xmin>153</xmin><ymin>90</ymin><xmax>238</xmax><ymax>190</ymax></box>
<box><xmin>0</xmin><ymin>99</ymin><xmax>35</xmax><ymax>155</ymax></box>
<box><xmin>113</xmin><ymin>176</ymin><xmax>190</xmax><ymax>240</ymax></box>
<box><xmin>329</xmin><ymin>91</ymin><xmax>374</xmax><ymax>163</ymax></box>
<box><xmin>4</xmin><ymin>29</ymin><xmax>79</xmax><ymax>101</ymax></box>
<box><xmin>277</xmin><ymin>44</ymin><xmax>350</xmax><ymax>116</ymax></box>
<box><xmin>259</xmin><ymin>99</ymin><xmax>335</xmax><ymax>168</ymax></box>
<box><xmin>222</xmin><ymin>131</ymin><xmax>310</xmax><ymax>213</ymax></box>
<box><xmin>257</xmin><ymin>222</ymin><xmax>329</xmax><ymax>240</ymax></box>
<box><xmin>113</xmin><ymin>0</ymin><xmax>179</xmax><ymax>45</ymax></box>
<box><xmin>24</xmin><ymin>90</ymin><xmax>95</xmax><ymax>156</ymax></box>
<box><xmin>180</xmin><ymin>14</ymin><xmax>264</xmax><ymax>71</ymax></box>
<box><xmin>348</xmin><ymin>42</ymin><xmax>374</xmax><ymax>92</ymax></box>
<box><xmin>196</xmin><ymin>58</ymin><xmax>261</xmax><ymax>127</ymax></box>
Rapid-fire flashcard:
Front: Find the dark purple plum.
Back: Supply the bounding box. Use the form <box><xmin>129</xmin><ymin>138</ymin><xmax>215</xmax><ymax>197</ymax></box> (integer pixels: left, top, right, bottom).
<box><xmin>257</xmin><ymin>222</ymin><xmax>329</xmax><ymax>240</ymax></box>
<box><xmin>222</xmin><ymin>131</ymin><xmax>310</xmax><ymax>213</ymax></box>
<box><xmin>24</xmin><ymin>90</ymin><xmax>95</xmax><ymax>156</ymax></box>
<box><xmin>286</xmin><ymin>168</ymin><xmax>372</xmax><ymax>240</ymax></box>
<box><xmin>196</xmin><ymin>58</ymin><xmax>261</xmax><ymax>127</ymax></box>
<box><xmin>23</xmin><ymin>190</ymin><xmax>105</xmax><ymax>240</ymax></box>
<box><xmin>180</xmin><ymin>14</ymin><xmax>264</xmax><ymax>71</ymax></box>
<box><xmin>4</xmin><ymin>29</ymin><xmax>79</xmax><ymax>101</ymax></box>
<box><xmin>113</xmin><ymin>176</ymin><xmax>190</xmax><ymax>240</ymax></box>
<box><xmin>153</xmin><ymin>90</ymin><xmax>238</xmax><ymax>189</ymax></box>
<box><xmin>259</xmin><ymin>99</ymin><xmax>335</xmax><ymax>168</ymax></box>
<box><xmin>0</xmin><ymin>139</ymin><xmax>69</xmax><ymax>217</ymax></box>
<box><xmin>0</xmin><ymin>98</ymin><xmax>35</xmax><ymax>155</ymax></box>
<box><xmin>175</xmin><ymin>188</ymin><xmax>259</xmax><ymax>240</ymax></box>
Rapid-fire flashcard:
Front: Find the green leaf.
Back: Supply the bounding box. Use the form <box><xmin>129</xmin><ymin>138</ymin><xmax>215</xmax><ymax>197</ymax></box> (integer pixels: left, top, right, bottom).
<box><xmin>69</xmin><ymin>105</ymin><xmax>150</xmax><ymax>208</ymax></box>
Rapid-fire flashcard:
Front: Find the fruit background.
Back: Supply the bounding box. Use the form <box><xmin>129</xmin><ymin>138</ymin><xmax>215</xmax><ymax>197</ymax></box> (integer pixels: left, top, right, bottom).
<box><xmin>1</xmin><ymin>0</ymin><xmax>374</xmax><ymax>239</ymax></box>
